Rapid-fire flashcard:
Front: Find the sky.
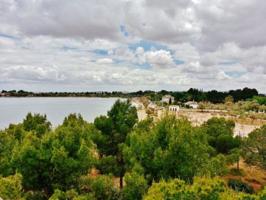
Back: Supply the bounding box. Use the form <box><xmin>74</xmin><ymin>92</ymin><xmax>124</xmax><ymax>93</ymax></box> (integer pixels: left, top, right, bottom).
<box><xmin>0</xmin><ymin>0</ymin><xmax>265</xmax><ymax>92</ymax></box>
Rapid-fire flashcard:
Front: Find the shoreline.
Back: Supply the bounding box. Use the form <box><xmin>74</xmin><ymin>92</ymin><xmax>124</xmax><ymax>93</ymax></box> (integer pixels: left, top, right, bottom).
<box><xmin>0</xmin><ymin>96</ymin><xmax>126</xmax><ymax>99</ymax></box>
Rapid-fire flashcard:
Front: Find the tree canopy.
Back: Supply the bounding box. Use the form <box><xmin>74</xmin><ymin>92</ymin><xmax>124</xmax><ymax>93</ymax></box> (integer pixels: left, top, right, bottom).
<box><xmin>93</xmin><ymin>100</ymin><xmax>138</xmax><ymax>188</ymax></box>
<box><xmin>123</xmin><ymin>116</ymin><xmax>228</xmax><ymax>184</ymax></box>
<box><xmin>0</xmin><ymin>101</ymin><xmax>265</xmax><ymax>200</ymax></box>
<box><xmin>243</xmin><ymin>125</ymin><xmax>266</xmax><ymax>169</ymax></box>
<box><xmin>144</xmin><ymin>177</ymin><xmax>266</xmax><ymax>200</ymax></box>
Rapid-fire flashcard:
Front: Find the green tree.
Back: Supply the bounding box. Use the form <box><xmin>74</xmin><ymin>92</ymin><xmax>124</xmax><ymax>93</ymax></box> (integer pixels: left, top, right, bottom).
<box><xmin>203</xmin><ymin>117</ymin><xmax>240</xmax><ymax>154</ymax></box>
<box><xmin>144</xmin><ymin>178</ymin><xmax>192</xmax><ymax>200</ymax></box>
<box><xmin>124</xmin><ymin>116</ymin><xmax>218</xmax><ymax>183</ymax></box>
<box><xmin>144</xmin><ymin>177</ymin><xmax>259</xmax><ymax>200</ymax></box>
<box><xmin>122</xmin><ymin>171</ymin><xmax>147</xmax><ymax>200</ymax></box>
<box><xmin>0</xmin><ymin>130</ymin><xmax>18</xmax><ymax>176</ymax></box>
<box><xmin>225</xmin><ymin>95</ymin><xmax>234</xmax><ymax>105</ymax></box>
<box><xmin>22</xmin><ymin>113</ymin><xmax>51</xmax><ymax>137</ymax></box>
<box><xmin>94</xmin><ymin>100</ymin><xmax>138</xmax><ymax>188</ymax></box>
<box><xmin>12</xmin><ymin>114</ymin><xmax>97</xmax><ymax>195</ymax></box>
<box><xmin>253</xmin><ymin>96</ymin><xmax>266</xmax><ymax>105</ymax></box>
<box><xmin>78</xmin><ymin>175</ymin><xmax>119</xmax><ymax>200</ymax></box>
<box><xmin>0</xmin><ymin>114</ymin><xmax>51</xmax><ymax>177</ymax></box>
<box><xmin>49</xmin><ymin>189</ymin><xmax>95</xmax><ymax>200</ymax></box>
<box><xmin>242</xmin><ymin>125</ymin><xmax>266</xmax><ymax>169</ymax></box>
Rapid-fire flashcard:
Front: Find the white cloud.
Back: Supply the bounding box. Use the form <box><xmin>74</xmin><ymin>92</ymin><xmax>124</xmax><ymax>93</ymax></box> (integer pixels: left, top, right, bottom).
<box><xmin>96</xmin><ymin>58</ymin><xmax>113</xmax><ymax>64</ymax></box>
<box><xmin>0</xmin><ymin>0</ymin><xmax>265</xmax><ymax>92</ymax></box>
<box><xmin>145</xmin><ymin>50</ymin><xmax>174</xmax><ymax>67</ymax></box>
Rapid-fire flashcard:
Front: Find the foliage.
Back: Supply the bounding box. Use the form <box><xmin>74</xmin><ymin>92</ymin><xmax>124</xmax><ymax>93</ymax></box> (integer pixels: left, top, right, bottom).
<box><xmin>225</xmin><ymin>95</ymin><xmax>234</xmax><ymax>104</ymax></box>
<box><xmin>258</xmin><ymin>187</ymin><xmax>266</xmax><ymax>199</ymax></box>
<box><xmin>203</xmin><ymin>117</ymin><xmax>235</xmax><ymax>138</ymax></box>
<box><xmin>242</xmin><ymin>125</ymin><xmax>266</xmax><ymax>169</ymax></box>
<box><xmin>0</xmin><ymin>173</ymin><xmax>24</xmax><ymax>200</ymax></box>
<box><xmin>78</xmin><ymin>175</ymin><xmax>120</xmax><ymax>200</ymax></box>
<box><xmin>122</xmin><ymin>171</ymin><xmax>148</xmax><ymax>200</ymax></box>
<box><xmin>253</xmin><ymin>96</ymin><xmax>266</xmax><ymax>105</ymax></box>
<box><xmin>93</xmin><ymin>100</ymin><xmax>138</xmax><ymax>188</ymax></box>
<box><xmin>124</xmin><ymin>116</ymin><xmax>226</xmax><ymax>183</ymax></box>
<box><xmin>228</xmin><ymin>179</ymin><xmax>254</xmax><ymax>194</ymax></box>
<box><xmin>10</xmin><ymin>114</ymin><xmax>96</xmax><ymax>195</ymax></box>
<box><xmin>1</xmin><ymin>101</ymin><xmax>266</xmax><ymax>200</ymax></box>
<box><xmin>144</xmin><ymin>177</ymin><xmax>227</xmax><ymax>200</ymax></box>
<box><xmin>23</xmin><ymin>113</ymin><xmax>51</xmax><ymax>136</ymax></box>
<box><xmin>144</xmin><ymin>178</ymin><xmax>192</xmax><ymax>200</ymax></box>
<box><xmin>49</xmin><ymin>189</ymin><xmax>95</xmax><ymax>200</ymax></box>
<box><xmin>0</xmin><ymin>130</ymin><xmax>18</xmax><ymax>176</ymax></box>
<box><xmin>95</xmin><ymin>156</ymin><xmax>119</xmax><ymax>175</ymax></box>
<box><xmin>144</xmin><ymin>177</ymin><xmax>266</xmax><ymax>200</ymax></box>
<box><xmin>1</xmin><ymin>87</ymin><xmax>259</xmax><ymax>104</ymax></box>
<box><xmin>203</xmin><ymin>117</ymin><xmax>241</xmax><ymax>154</ymax></box>
<box><xmin>49</xmin><ymin>175</ymin><xmax>119</xmax><ymax>200</ymax></box>
<box><xmin>205</xmin><ymin>154</ymin><xmax>228</xmax><ymax>176</ymax></box>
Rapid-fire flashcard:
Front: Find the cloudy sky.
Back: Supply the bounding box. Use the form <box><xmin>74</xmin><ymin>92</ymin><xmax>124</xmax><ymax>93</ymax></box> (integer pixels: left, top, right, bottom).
<box><xmin>0</xmin><ymin>0</ymin><xmax>265</xmax><ymax>92</ymax></box>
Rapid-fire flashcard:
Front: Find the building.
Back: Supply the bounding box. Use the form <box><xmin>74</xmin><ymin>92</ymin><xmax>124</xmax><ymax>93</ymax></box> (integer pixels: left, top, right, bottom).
<box><xmin>184</xmin><ymin>101</ymin><xmax>199</xmax><ymax>109</ymax></box>
<box><xmin>161</xmin><ymin>95</ymin><xmax>175</xmax><ymax>104</ymax></box>
<box><xmin>169</xmin><ymin>105</ymin><xmax>180</xmax><ymax>112</ymax></box>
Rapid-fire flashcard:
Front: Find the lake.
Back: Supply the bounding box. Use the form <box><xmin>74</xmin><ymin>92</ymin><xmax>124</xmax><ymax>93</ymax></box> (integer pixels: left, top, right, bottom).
<box><xmin>0</xmin><ymin>97</ymin><xmax>121</xmax><ymax>129</ymax></box>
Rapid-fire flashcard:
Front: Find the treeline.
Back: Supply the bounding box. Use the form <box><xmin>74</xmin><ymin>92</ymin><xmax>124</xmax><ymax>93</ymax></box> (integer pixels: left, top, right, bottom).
<box><xmin>1</xmin><ymin>87</ymin><xmax>263</xmax><ymax>104</ymax></box>
<box><xmin>144</xmin><ymin>87</ymin><xmax>260</xmax><ymax>103</ymax></box>
<box><xmin>0</xmin><ymin>90</ymin><xmax>130</xmax><ymax>98</ymax></box>
<box><xmin>0</xmin><ymin>100</ymin><xmax>266</xmax><ymax>200</ymax></box>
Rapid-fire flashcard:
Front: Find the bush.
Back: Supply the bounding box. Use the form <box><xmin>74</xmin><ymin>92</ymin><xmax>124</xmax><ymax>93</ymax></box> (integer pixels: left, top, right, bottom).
<box><xmin>78</xmin><ymin>175</ymin><xmax>120</xmax><ymax>200</ymax></box>
<box><xmin>122</xmin><ymin>172</ymin><xmax>148</xmax><ymax>200</ymax></box>
<box><xmin>228</xmin><ymin>179</ymin><xmax>254</xmax><ymax>194</ymax></box>
<box><xmin>0</xmin><ymin>173</ymin><xmax>24</xmax><ymax>200</ymax></box>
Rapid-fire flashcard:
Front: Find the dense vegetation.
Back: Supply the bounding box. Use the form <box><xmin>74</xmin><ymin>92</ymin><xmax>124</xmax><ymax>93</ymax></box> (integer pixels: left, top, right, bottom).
<box><xmin>0</xmin><ymin>100</ymin><xmax>266</xmax><ymax>199</ymax></box>
<box><xmin>1</xmin><ymin>87</ymin><xmax>264</xmax><ymax>104</ymax></box>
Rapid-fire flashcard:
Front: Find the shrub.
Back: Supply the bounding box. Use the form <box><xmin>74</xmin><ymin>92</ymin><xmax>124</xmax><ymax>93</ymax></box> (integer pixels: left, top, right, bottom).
<box><xmin>228</xmin><ymin>179</ymin><xmax>254</xmax><ymax>194</ymax></box>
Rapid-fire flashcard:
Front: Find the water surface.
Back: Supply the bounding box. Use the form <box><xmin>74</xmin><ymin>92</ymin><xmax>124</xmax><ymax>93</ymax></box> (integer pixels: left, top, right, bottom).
<box><xmin>0</xmin><ymin>97</ymin><xmax>120</xmax><ymax>129</ymax></box>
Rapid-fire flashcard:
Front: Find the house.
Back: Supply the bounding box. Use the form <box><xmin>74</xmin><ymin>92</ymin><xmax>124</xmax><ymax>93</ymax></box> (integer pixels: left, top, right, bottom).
<box><xmin>161</xmin><ymin>95</ymin><xmax>175</xmax><ymax>104</ymax></box>
<box><xmin>184</xmin><ymin>101</ymin><xmax>199</xmax><ymax>109</ymax></box>
<box><xmin>169</xmin><ymin>105</ymin><xmax>180</xmax><ymax>112</ymax></box>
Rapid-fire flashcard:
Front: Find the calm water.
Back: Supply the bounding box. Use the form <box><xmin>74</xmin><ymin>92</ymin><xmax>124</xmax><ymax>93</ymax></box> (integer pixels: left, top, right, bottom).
<box><xmin>0</xmin><ymin>97</ymin><xmax>121</xmax><ymax>129</ymax></box>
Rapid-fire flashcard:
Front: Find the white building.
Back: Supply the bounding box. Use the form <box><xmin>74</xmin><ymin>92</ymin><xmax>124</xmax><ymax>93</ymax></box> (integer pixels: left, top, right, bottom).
<box><xmin>161</xmin><ymin>95</ymin><xmax>175</xmax><ymax>104</ymax></box>
<box><xmin>184</xmin><ymin>101</ymin><xmax>199</xmax><ymax>109</ymax></box>
<box><xmin>169</xmin><ymin>105</ymin><xmax>180</xmax><ymax>112</ymax></box>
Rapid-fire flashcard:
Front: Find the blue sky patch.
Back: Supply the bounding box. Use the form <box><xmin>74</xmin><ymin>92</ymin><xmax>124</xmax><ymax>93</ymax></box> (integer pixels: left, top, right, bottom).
<box><xmin>219</xmin><ymin>60</ymin><xmax>238</xmax><ymax>65</ymax></box>
<box><xmin>128</xmin><ymin>40</ymin><xmax>168</xmax><ymax>51</ymax></box>
<box><xmin>112</xmin><ymin>59</ymin><xmax>125</xmax><ymax>64</ymax></box>
<box><xmin>174</xmin><ymin>59</ymin><xmax>185</xmax><ymax>65</ymax></box>
<box><xmin>62</xmin><ymin>45</ymin><xmax>79</xmax><ymax>51</ymax></box>
<box><xmin>120</xmin><ymin>25</ymin><xmax>129</xmax><ymax>37</ymax></box>
<box><xmin>225</xmin><ymin>71</ymin><xmax>245</xmax><ymax>78</ymax></box>
<box><xmin>93</xmin><ymin>49</ymin><xmax>109</xmax><ymax>56</ymax></box>
<box><xmin>0</xmin><ymin>33</ymin><xmax>19</xmax><ymax>40</ymax></box>
<box><xmin>135</xmin><ymin>62</ymin><xmax>151</xmax><ymax>69</ymax></box>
